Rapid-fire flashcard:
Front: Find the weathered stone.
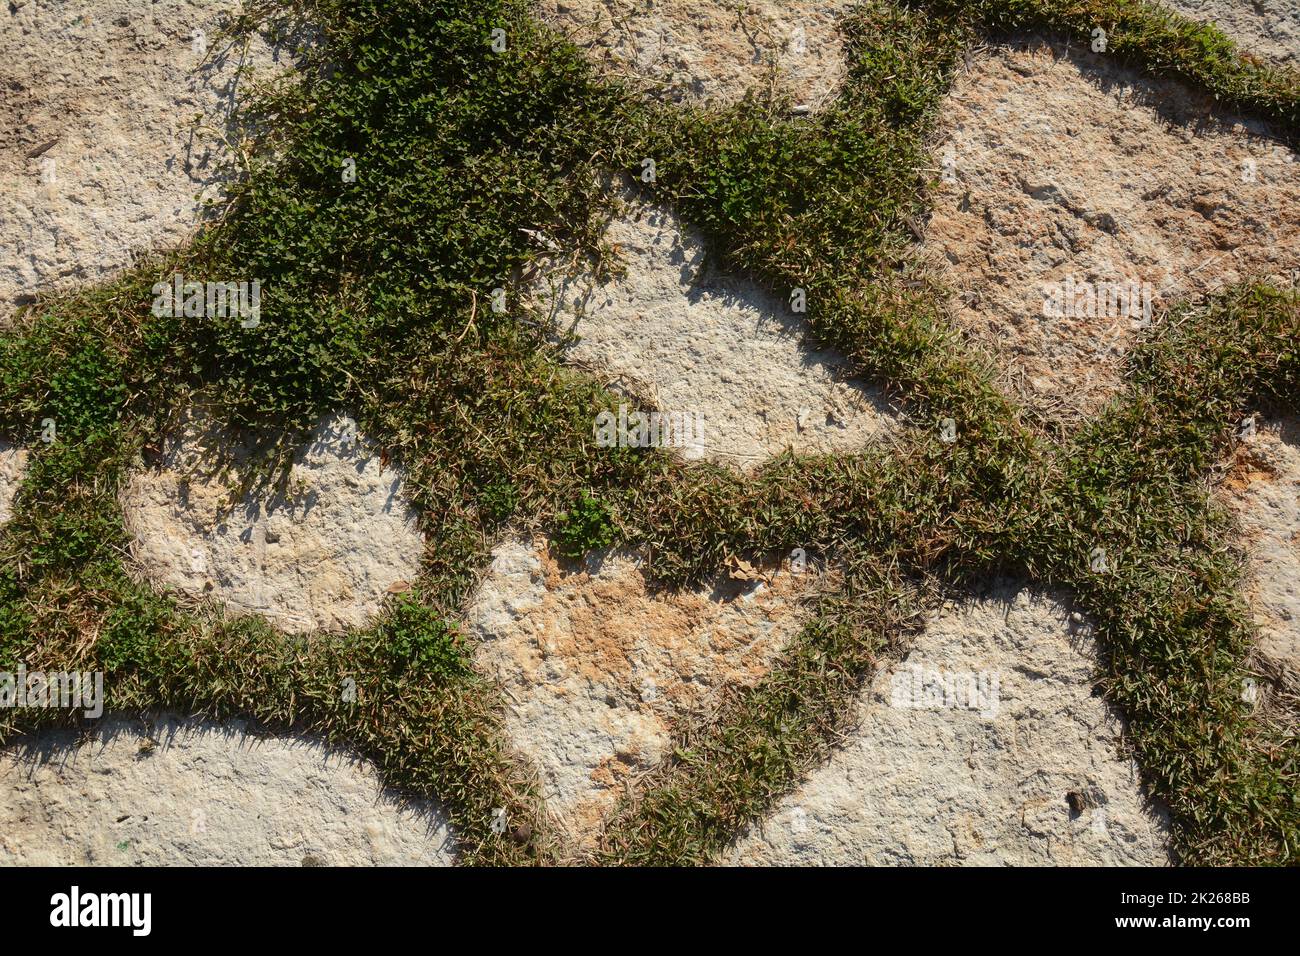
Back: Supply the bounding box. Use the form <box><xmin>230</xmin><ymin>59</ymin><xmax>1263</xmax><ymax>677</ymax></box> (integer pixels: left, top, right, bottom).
<box><xmin>728</xmin><ymin>582</ymin><xmax>1172</xmax><ymax>865</ymax></box>
<box><xmin>467</xmin><ymin>538</ymin><xmax>825</xmax><ymax>848</ymax></box>
<box><xmin>0</xmin><ymin>716</ymin><xmax>454</xmax><ymax>865</ymax></box>
<box><xmin>921</xmin><ymin>40</ymin><xmax>1300</xmax><ymax>419</ymax></box>
<box><xmin>121</xmin><ymin>412</ymin><xmax>424</xmax><ymax>634</ymax></box>
<box><xmin>536</xmin><ymin>0</ymin><xmax>856</xmax><ymax>109</ymax></box>
<box><xmin>0</xmin><ymin>0</ymin><xmax>303</xmax><ymax>323</ymax></box>
<box><xmin>1218</xmin><ymin>415</ymin><xmax>1300</xmax><ymax>686</ymax></box>
<box><xmin>1161</xmin><ymin>1</ymin><xmax>1300</xmax><ymax>66</ymax></box>
<box><xmin>0</xmin><ymin>442</ymin><xmax>29</xmax><ymax>526</ymax></box>
<box><xmin>540</xmin><ymin>199</ymin><xmax>897</xmax><ymax>469</ymax></box>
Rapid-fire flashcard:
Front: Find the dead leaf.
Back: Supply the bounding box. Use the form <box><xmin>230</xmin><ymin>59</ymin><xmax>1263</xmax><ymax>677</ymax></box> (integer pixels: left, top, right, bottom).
<box><xmin>26</xmin><ymin>138</ymin><xmax>58</xmax><ymax>159</ymax></box>
<box><xmin>726</xmin><ymin>557</ymin><xmax>761</xmax><ymax>581</ymax></box>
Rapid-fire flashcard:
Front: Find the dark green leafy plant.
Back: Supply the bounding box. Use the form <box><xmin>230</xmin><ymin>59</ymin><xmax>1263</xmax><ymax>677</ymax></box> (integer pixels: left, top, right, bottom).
<box><xmin>552</xmin><ymin>491</ymin><xmax>616</xmax><ymax>560</ymax></box>
<box><xmin>379</xmin><ymin>593</ymin><xmax>469</xmax><ymax>681</ymax></box>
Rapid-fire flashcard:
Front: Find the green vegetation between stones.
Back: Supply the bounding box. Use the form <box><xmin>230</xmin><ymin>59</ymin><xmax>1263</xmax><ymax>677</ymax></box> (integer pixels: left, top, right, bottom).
<box><xmin>0</xmin><ymin>0</ymin><xmax>1295</xmax><ymax>865</ymax></box>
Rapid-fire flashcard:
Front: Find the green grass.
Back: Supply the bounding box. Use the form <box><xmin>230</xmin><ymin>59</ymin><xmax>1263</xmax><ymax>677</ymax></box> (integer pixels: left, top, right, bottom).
<box><xmin>0</xmin><ymin>0</ymin><xmax>1296</xmax><ymax>865</ymax></box>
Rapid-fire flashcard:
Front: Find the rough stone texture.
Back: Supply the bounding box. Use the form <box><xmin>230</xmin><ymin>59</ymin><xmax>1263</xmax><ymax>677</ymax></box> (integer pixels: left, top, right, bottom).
<box><xmin>0</xmin><ymin>715</ymin><xmax>454</xmax><ymax>865</ymax></box>
<box><xmin>0</xmin><ymin>442</ymin><xmax>30</xmax><ymax>526</ymax></box>
<box><xmin>1161</xmin><ymin>1</ymin><xmax>1300</xmax><ymax>67</ymax></box>
<box><xmin>540</xmin><ymin>200</ymin><xmax>897</xmax><ymax>469</ymax></box>
<box><xmin>0</xmin><ymin>0</ymin><xmax>298</xmax><ymax>324</ymax></box>
<box><xmin>922</xmin><ymin>40</ymin><xmax>1300</xmax><ymax>419</ymax></box>
<box><xmin>728</xmin><ymin>582</ymin><xmax>1171</xmax><ymax>866</ymax></box>
<box><xmin>1218</xmin><ymin>415</ymin><xmax>1300</xmax><ymax>685</ymax></box>
<box><xmin>121</xmin><ymin>413</ymin><xmax>425</xmax><ymax>634</ymax></box>
<box><xmin>467</xmin><ymin>537</ymin><xmax>825</xmax><ymax>847</ymax></box>
<box><xmin>535</xmin><ymin>0</ymin><xmax>856</xmax><ymax>109</ymax></box>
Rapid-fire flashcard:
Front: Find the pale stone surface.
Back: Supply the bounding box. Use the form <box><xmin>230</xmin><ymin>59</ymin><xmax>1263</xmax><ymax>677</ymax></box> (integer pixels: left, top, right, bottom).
<box><xmin>540</xmin><ymin>200</ymin><xmax>897</xmax><ymax>469</ymax></box>
<box><xmin>1161</xmin><ymin>1</ymin><xmax>1300</xmax><ymax>66</ymax></box>
<box><xmin>467</xmin><ymin>537</ymin><xmax>825</xmax><ymax>847</ymax></box>
<box><xmin>922</xmin><ymin>40</ymin><xmax>1300</xmax><ymax>419</ymax></box>
<box><xmin>1218</xmin><ymin>415</ymin><xmax>1300</xmax><ymax>684</ymax></box>
<box><xmin>536</xmin><ymin>0</ymin><xmax>856</xmax><ymax>109</ymax></box>
<box><xmin>0</xmin><ymin>0</ymin><xmax>299</xmax><ymax>323</ymax></box>
<box><xmin>0</xmin><ymin>715</ymin><xmax>454</xmax><ymax>865</ymax></box>
<box><xmin>0</xmin><ymin>442</ymin><xmax>30</xmax><ymax>526</ymax></box>
<box><xmin>121</xmin><ymin>412</ymin><xmax>425</xmax><ymax>634</ymax></box>
<box><xmin>728</xmin><ymin>582</ymin><xmax>1172</xmax><ymax>866</ymax></box>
